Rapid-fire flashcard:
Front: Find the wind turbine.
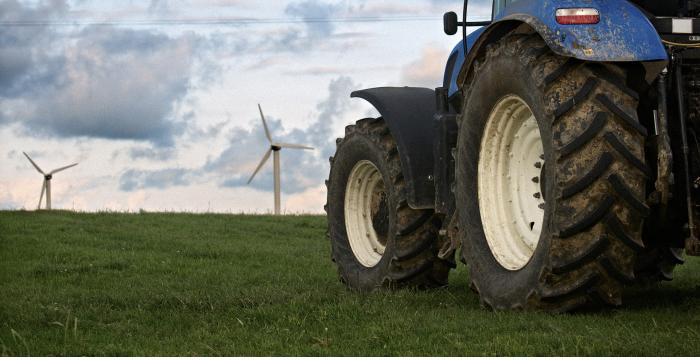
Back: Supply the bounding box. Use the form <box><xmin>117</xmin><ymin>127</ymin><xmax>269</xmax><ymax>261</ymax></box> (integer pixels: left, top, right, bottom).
<box><xmin>23</xmin><ymin>152</ymin><xmax>78</xmax><ymax>210</ymax></box>
<box><xmin>248</xmin><ymin>104</ymin><xmax>314</xmax><ymax>215</ymax></box>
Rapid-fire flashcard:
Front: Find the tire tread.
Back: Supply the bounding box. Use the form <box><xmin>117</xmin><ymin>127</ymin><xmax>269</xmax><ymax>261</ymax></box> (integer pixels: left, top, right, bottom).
<box><xmin>459</xmin><ymin>33</ymin><xmax>649</xmax><ymax>311</ymax></box>
<box><xmin>328</xmin><ymin>118</ymin><xmax>451</xmax><ymax>291</ymax></box>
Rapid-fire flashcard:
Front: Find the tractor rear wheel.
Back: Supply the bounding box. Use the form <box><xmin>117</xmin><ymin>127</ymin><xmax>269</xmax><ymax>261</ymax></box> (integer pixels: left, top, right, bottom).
<box><xmin>457</xmin><ymin>34</ymin><xmax>649</xmax><ymax>311</ymax></box>
<box><xmin>326</xmin><ymin>118</ymin><xmax>451</xmax><ymax>291</ymax></box>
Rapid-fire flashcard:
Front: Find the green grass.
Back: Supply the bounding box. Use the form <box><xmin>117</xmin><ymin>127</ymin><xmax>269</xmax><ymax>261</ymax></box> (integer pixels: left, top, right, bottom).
<box><xmin>1</xmin><ymin>211</ymin><xmax>699</xmax><ymax>356</ymax></box>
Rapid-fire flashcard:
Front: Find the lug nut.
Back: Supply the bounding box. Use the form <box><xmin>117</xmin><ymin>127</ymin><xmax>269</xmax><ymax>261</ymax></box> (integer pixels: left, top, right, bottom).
<box><xmin>532</xmin><ymin>177</ymin><xmax>540</xmax><ymax>183</ymax></box>
<box><xmin>534</xmin><ymin>162</ymin><xmax>542</xmax><ymax>169</ymax></box>
<box><xmin>538</xmin><ymin>203</ymin><xmax>545</xmax><ymax>210</ymax></box>
<box><xmin>534</xmin><ymin>192</ymin><xmax>541</xmax><ymax>199</ymax></box>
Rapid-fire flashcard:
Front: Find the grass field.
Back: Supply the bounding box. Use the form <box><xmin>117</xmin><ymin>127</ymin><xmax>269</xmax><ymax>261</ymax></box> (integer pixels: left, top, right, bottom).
<box><xmin>1</xmin><ymin>211</ymin><xmax>700</xmax><ymax>356</ymax></box>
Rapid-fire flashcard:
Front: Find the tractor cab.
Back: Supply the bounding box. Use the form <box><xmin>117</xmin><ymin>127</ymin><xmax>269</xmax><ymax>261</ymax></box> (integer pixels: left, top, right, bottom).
<box><xmin>493</xmin><ymin>0</ymin><xmax>516</xmax><ymax>15</ymax></box>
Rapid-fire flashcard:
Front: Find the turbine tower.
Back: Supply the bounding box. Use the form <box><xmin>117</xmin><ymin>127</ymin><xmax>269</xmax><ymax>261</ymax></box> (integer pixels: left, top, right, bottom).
<box><xmin>23</xmin><ymin>152</ymin><xmax>78</xmax><ymax>210</ymax></box>
<box><xmin>248</xmin><ymin>104</ymin><xmax>314</xmax><ymax>215</ymax></box>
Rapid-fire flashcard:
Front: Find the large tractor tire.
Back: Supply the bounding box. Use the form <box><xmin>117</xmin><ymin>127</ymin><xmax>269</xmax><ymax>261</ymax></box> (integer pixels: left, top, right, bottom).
<box><xmin>457</xmin><ymin>34</ymin><xmax>649</xmax><ymax>311</ymax></box>
<box><xmin>326</xmin><ymin>118</ymin><xmax>451</xmax><ymax>291</ymax></box>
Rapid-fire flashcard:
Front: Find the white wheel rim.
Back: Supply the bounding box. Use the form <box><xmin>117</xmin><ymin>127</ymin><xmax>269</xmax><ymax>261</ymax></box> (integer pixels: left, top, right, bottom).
<box><xmin>478</xmin><ymin>95</ymin><xmax>545</xmax><ymax>271</ymax></box>
<box><xmin>345</xmin><ymin>160</ymin><xmax>387</xmax><ymax>268</ymax></box>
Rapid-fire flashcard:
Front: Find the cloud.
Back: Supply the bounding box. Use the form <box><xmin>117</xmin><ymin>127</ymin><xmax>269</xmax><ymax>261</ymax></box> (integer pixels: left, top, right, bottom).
<box><xmin>148</xmin><ymin>0</ymin><xmax>171</xmax><ymax>14</ymax></box>
<box><xmin>399</xmin><ymin>44</ymin><xmax>449</xmax><ymax>88</ymax></box>
<box><xmin>204</xmin><ymin>76</ymin><xmax>360</xmax><ymax>194</ymax></box>
<box><xmin>203</xmin><ymin>116</ymin><xmax>311</xmax><ymax>193</ymax></box>
<box><xmin>285</xmin><ymin>0</ymin><xmax>343</xmax><ymax>38</ymax></box>
<box><xmin>1</xmin><ymin>0</ymin><xmax>366</xmax><ymax>146</ymax></box>
<box><xmin>0</xmin><ymin>1</ymin><xmax>208</xmax><ymax>146</ymax></box>
<box><xmin>33</xmin><ymin>27</ymin><xmax>197</xmax><ymax>145</ymax></box>
<box><xmin>308</xmin><ymin>76</ymin><xmax>359</xmax><ymax>159</ymax></box>
<box><xmin>0</xmin><ymin>0</ymin><xmax>68</xmax><ymax>98</ymax></box>
<box><xmin>428</xmin><ymin>0</ymin><xmax>493</xmax><ymax>19</ymax></box>
<box><xmin>128</xmin><ymin>146</ymin><xmax>178</xmax><ymax>161</ymax></box>
<box><xmin>119</xmin><ymin>168</ymin><xmax>195</xmax><ymax>191</ymax></box>
<box><xmin>211</xmin><ymin>0</ymin><xmax>359</xmax><ymax>54</ymax></box>
<box><xmin>282</xmin><ymin>64</ymin><xmax>394</xmax><ymax>77</ymax></box>
<box><xmin>114</xmin><ymin>76</ymin><xmax>359</xmax><ymax>194</ymax></box>
<box><xmin>250</xmin><ymin>0</ymin><xmax>347</xmax><ymax>53</ymax></box>
<box><xmin>284</xmin><ymin>184</ymin><xmax>326</xmax><ymax>213</ymax></box>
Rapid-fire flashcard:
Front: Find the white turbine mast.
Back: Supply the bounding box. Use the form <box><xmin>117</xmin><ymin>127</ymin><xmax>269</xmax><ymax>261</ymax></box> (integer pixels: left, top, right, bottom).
<box><xmin>247</xmin><ymin>104</ymin><xmax>314</xmax><ymax>215</ymax></box>
<box><xmin>23</xmin><ymin>152</ymin><xmax>78</xmax><ymax>210</ymax></box>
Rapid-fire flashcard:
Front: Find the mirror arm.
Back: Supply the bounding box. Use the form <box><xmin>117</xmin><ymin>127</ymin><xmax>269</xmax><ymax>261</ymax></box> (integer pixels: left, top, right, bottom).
<box><xmin>462</xmin><ymin>21</ymin><xmax>492</xmax><ymax>26</ymax></box>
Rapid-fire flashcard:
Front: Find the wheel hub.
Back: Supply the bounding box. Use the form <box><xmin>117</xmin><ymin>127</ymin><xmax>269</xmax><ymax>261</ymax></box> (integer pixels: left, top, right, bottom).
<box><xmin>370</xmin><ymin>190</ymin><xmax>389</xmax><ymax>243</ymax></box>
<box><xmin>345</xmin><ymin>160</ymin><xmax>387</xmax><ymax>267</ymax></box>
<box><xmin>477</xmin><ymin>95</ymin><xmax>545</xmax><ymax>271</ymax></box>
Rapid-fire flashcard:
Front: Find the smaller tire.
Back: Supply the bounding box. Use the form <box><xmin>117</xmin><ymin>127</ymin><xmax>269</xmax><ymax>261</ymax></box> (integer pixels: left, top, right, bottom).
<box><xmin>326</xmin><ymin>118</ymin><xmax>451</xmax><ymax>291</ymax></box>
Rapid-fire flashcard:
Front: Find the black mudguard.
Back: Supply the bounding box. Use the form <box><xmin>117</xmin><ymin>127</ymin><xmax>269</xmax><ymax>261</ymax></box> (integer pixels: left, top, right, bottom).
<box><xmin>351</xmin><ymin>87</ymin><xmax>436</xmax><ymax>209</ymax></box>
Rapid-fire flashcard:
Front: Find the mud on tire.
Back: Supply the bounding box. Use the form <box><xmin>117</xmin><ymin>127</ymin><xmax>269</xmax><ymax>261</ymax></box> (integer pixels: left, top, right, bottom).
<box><xmin>457</xmin><ymin>33</ymin><xmax>649</xmax><ymax>311</ymax></box>
<box><xmin>326</xmin><ymin>118</ymin><xmax>452</xmax><ymax>291</ymax></box>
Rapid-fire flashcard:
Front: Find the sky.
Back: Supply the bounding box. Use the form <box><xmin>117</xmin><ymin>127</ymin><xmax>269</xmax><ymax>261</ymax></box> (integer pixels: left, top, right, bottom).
<box><xmin>0</xmin><ymin>0</ymin><xmax>492</xmax><ymax>213</ymax></box>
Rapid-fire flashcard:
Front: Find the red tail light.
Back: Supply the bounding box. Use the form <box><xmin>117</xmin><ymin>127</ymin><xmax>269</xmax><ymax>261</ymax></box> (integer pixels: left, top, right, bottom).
<box><xmin>556</xmin><ymin>8</ymin><xmax>600</xmax><ymax>25</ymax></box>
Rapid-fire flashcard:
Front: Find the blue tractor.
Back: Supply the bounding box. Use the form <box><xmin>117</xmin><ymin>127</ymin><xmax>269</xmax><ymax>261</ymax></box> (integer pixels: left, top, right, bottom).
<box><xmin>325</xmin><ymin>0</ymin><xmax>700</xmax><ymax>311</ymax></box>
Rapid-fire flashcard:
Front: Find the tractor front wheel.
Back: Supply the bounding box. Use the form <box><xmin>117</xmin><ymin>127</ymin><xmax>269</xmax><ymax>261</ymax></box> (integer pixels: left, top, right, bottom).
<box><xmin>326</xmin><ymin>118</ymin><xmax>451</xmax><ymax>290</ymax></box>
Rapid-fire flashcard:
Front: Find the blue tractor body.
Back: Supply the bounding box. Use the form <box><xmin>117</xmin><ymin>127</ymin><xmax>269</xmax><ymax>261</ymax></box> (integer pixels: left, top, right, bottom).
<box><xmin>445</xmin><ymin>0</ymin><xmax>668</xmax><ymax>98</ymax></box>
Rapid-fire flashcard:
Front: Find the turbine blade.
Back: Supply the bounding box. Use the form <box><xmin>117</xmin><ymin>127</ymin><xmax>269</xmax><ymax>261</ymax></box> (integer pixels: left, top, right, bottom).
<box><xmin>247</xmin><ymin>149</ymin><xmax>272</xmax><ymax>184</ymax></box>
<box><xmin>38</xmin><ymin>180</ymin><xmax>46</xmax><ymax>210</ymax></box>
<box><xmin>50</xmin><ymin>163</ymin><xmax>78</xmax><ymax>175</ymax></box>
<box><xmin>274</xmin><ymin>142</ymin><xmax>315</xmax><ymax>150</ymax></box>
<box><xmin>258</xmin><ymin>104</ymin><xmax>273</xmax><ymax>143</ymax></box>
<box><xmin>23</xmin><ymin>152</ymin><xmax>45</xmax><ymax>175</ymax></box>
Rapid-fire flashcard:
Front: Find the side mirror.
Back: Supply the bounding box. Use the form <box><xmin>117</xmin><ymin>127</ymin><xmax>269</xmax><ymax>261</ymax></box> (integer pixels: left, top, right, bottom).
<box><xmin>444</xmin><ymin>12</ymin><xmax>459</xmax><ymax>35</ymax></box>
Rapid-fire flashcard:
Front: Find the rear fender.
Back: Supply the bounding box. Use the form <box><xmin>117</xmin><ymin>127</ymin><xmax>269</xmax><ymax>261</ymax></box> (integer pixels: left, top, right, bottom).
<box><xmin>500</xmin><ymin>0</ymin><xmax>667</xmax><ymax>62</ymax></box>
<box><xmin>351</xmin><ymin>87</ymin><xmax>436</xmax><ymax>209</ymax></box>
<box><xmin>447</xmin><ymin>0</ymin><xmax>668</xmax><ymax>97</ymax></box>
